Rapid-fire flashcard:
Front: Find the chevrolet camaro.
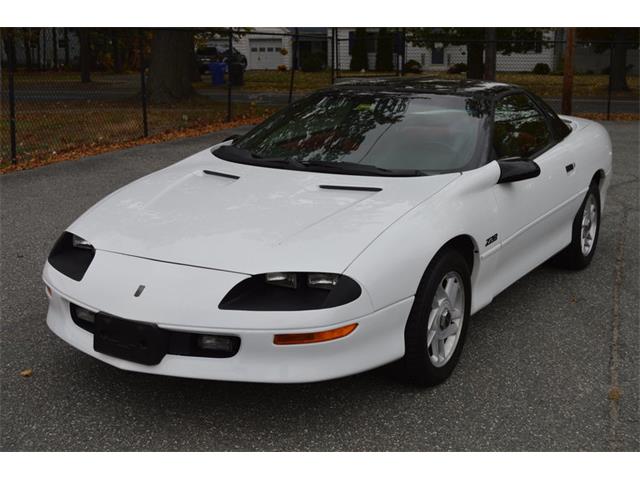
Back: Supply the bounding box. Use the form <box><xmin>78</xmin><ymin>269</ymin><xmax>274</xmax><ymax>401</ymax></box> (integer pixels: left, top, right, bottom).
<box><xmin>43</xmin><ymin>79</ymin><xmax>612</xmax><ymax>386</ymax></box>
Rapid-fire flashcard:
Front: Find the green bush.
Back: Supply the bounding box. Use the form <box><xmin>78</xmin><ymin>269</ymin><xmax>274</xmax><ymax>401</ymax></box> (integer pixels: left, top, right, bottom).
<box><xmin>447</xmin><ymin>63</ymin><xmax>467</xmax><ymax>74</ymax></box>
<box><xmin>532</xmin><ymin>63</ymin><xmax>551</xmax><ymax>75</ymax></box>
<box><xmin>300</xmin><ymin>52</ymin><xmax>326</xmax><ymax>72</ymax></box>
<box><xmin>403</xmin><ymin>59</ymin><xmax>422</xmax><ymax>74</ymax></box>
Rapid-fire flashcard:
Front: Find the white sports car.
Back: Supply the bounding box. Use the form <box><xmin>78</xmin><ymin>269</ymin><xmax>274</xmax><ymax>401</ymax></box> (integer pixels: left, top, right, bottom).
<box><xmin>43</xmin><ymin>79</ymin><xmax>612</xmax><ymax>386</ymax></box>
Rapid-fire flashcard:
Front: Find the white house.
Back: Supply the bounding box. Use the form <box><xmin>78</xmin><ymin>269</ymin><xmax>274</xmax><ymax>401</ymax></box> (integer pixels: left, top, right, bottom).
<box><xmin>1</xmin><ymin>28</ymin><xmax>80</xmax><ymax>68</ymax></box>
<box><xmin>222</xmin><ymin>28</ymin><xmax>294</xmax><ymax>70</ymax></box>
<box><xmin>331</xmin><ymin>28</ymin><xmax>560</xmax><ymax>72</ymax></box>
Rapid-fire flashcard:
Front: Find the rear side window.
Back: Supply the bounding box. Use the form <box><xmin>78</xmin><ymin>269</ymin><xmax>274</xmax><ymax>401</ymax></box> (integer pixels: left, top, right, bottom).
<box><xmin>493</xmin><ymin>93</ymin><xmax>552</xmax><ymax>159</ymax></box>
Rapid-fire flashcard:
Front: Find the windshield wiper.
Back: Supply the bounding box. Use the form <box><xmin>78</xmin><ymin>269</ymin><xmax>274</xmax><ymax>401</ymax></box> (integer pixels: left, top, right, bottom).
<box><xmin>214</xmin><ymin>146</ymin><xmax>426</xmax><ymax>177</ymax></box>
<box><xmin>302</xmin><ymin>160</ymin><xmax>426</xmax><ymax>177</ymax></box>
<box><xmin>214</xmin><ymin>146</ymin><xmax>308</xmax><ymax>170</ymax></box>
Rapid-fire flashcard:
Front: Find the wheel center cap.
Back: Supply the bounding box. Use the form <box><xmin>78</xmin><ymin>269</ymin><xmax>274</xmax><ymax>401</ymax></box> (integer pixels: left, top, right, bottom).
<box><xmin>440</xmin><ymin>308</ymin><xmax>451</xmax><ymax>329</ymax></box>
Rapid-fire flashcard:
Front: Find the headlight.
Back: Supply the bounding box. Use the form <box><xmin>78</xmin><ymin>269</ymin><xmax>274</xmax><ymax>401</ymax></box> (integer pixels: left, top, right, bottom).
<box><xmin>265</xmin><ymin>272</ymin><xmax>297</xmax><ymax>289</ymax></box>
<box><xmin>307</xmin><ymin>273</ymin><xmax>339</xmax><ymax>290</ymax></box>
<box><xmin>48</xmin><ymin>232</ymin><xmax>95</xmax><ymax>281</ymax></box>
<box><xmin>219</xmin><ymin>272</ymin><xmax>361</xmax><ymax>311</ymax></box>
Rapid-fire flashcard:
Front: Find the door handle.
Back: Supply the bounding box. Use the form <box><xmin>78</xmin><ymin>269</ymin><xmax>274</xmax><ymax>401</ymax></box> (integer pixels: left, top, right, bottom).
<box><xmin>565</xmin><ymin>163</ymin><xmax>575</xmax><ymax>173</ymax></box>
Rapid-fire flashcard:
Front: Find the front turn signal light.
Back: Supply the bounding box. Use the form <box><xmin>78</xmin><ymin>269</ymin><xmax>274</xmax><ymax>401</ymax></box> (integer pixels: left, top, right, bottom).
<box><xmin>273</xmin><ymin>323</ymin><xmax>358</xmax><ymax>345</ymax></box>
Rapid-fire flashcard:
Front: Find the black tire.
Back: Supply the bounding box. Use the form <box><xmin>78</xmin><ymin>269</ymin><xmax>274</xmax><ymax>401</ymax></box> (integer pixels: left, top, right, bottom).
<box><xmin>553</xmin><ymin>183</ymin><xmax>601</xmax><ymax>270</ymax></box>
<box><xmin>399</xmin><ymin>248</ymin><xmax>472</xmax><ymax>387</ymax></box>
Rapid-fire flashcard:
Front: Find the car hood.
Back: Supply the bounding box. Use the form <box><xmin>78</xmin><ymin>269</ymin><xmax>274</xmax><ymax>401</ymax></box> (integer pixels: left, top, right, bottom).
<box><xmin>69</xmin><ymin>147</ymin><xmax>459</xmax><ymax>274</ymax></box>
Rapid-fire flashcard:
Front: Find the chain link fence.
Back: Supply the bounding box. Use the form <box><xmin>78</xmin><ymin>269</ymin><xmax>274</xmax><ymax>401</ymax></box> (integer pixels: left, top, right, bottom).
<box><xmin>1</xmin><ymin>27</ymin><xmax>638</xmax><ymax>166</ymax></box>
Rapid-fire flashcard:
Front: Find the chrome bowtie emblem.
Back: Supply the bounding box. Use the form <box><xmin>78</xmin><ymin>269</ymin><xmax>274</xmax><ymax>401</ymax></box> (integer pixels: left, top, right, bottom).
<box><xmin>134</xmin><ymin>285</ymin><xmax>146</xmax><ymax>297</ymax></box>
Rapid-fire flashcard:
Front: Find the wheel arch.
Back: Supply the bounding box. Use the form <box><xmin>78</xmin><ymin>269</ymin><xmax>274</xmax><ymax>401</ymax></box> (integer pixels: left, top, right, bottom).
<box><xmin>416</xmin><ymin>234</ymin><xmax>480</xmax><ymax>296</ymax></box>
<box><xmin>591</xmin><ymin>168</ymin><xmax>606</xmax><ymax>197</ymax></box>
<box><xmin>441</xmin><ymin>235</ymin><xmax>478</xmax><ymax>277</ymax></box>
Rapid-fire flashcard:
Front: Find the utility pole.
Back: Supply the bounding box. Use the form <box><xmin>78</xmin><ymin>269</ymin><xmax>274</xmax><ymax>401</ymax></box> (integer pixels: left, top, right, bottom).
<box><xmin>7</xmin><ymin>30</ymin><xmax>18</xmax><ymax>164</ymax></box>
<box><xmin>561</xmin><ymin>28</ymin><xmax>575</xmax><ymax>115</ymax></box>
<box><xmin>288</xmin><ymin>28</ymin><xmax>298</xmax><ymax>104</ymax></box>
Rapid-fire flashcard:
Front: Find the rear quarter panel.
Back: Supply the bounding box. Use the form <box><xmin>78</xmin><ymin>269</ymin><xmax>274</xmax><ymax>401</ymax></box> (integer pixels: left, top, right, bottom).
<box><xmin>558</xmin><ymin>115</ymin><xmax>613</xmax><ymax>210</ymax></box>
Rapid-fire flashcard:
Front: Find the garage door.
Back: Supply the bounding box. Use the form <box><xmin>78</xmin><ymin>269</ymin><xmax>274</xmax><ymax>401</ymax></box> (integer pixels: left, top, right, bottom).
<box><xmin>249</xmin><ymin>39</ymin><xmax>284</xmax><ymax>70</ymax></box>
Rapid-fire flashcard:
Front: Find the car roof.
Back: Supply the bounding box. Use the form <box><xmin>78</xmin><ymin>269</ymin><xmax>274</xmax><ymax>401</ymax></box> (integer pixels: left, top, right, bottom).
<box><xmin>324</xmin><ymin>77</ymin><xmax>520</xmax><ymax>98</ymax></box>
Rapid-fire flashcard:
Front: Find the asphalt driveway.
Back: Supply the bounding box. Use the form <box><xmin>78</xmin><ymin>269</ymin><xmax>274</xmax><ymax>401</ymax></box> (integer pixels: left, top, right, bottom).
<box><xmin>0</xmin><ymin>123</ymin><xmax>638</xmax><ymax>451</ymax></box>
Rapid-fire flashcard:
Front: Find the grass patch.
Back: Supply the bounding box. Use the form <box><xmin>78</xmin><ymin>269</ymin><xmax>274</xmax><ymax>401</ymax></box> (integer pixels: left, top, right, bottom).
<box><xmin>0</xmin><ymin>116</ymin><xmax>267</xmax><ymax>175</ymax></box>
<box><xmin>195</xmin><ymin>70</ymin><xmax>334</xmax><ymax>93</ymax></box>
<box><xmin>0</xmin><ymin>96</ymin><xmax>276</xmax><ymax>166</ymax></box>
<box><xmin>195</xmin><ymin>69</ymin><xmax>639</xmax><ymax>98</ymax></box>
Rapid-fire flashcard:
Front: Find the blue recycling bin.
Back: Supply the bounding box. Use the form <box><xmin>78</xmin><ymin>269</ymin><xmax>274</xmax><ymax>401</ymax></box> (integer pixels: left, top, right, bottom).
<box><xmin>210</xmin><ymin>62</ymin><xmax>227</xmax><ymax>86</ymax></box>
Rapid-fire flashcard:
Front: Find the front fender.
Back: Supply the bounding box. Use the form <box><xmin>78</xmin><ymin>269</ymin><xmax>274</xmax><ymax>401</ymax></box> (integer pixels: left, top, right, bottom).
<box><xmin>344</xmin><ymin>161</ymin><xmax>502</xmax><ymax>314</ymax></box>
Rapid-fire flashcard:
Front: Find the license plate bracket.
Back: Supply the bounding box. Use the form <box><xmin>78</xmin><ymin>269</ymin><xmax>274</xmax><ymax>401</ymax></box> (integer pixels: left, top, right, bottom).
<box><xmin>94</xmin><ymin>314</ymin><xmax>168</xmax><ymax>366</ymax></box>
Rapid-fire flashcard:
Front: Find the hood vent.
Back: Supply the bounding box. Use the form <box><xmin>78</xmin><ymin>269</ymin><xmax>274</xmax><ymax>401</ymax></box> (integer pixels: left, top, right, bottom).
<box><xmin>203</xmin><ymin>169</ymin><xmax>240</xmax><ymax>180</ymax></box>
<box><xmin>319</xmin><ymin>185</ymin><xmax>382</xmax><ymax>192</ymax></box>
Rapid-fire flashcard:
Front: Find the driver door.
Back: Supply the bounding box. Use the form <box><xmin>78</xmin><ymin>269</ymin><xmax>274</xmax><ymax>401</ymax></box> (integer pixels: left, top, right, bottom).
<box><xmin>491</xmin><ymin>93</ymin><xmax>575</xmax><ymax>294</ymax></box>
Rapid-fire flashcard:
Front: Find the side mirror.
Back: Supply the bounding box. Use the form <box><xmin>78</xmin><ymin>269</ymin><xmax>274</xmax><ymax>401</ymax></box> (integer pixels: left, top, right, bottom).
<box><xmin>497</xmin><ymin>158</ymin><xmax>541</xmax><ymax>184</ymax></box>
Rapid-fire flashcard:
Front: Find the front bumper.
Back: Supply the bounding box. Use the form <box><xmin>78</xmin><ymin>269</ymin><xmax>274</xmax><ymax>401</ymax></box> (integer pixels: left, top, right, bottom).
<box><xmin>43</xmin><ymin>252</ymin><xmax>411</xmax><ymax>383</ymax></box>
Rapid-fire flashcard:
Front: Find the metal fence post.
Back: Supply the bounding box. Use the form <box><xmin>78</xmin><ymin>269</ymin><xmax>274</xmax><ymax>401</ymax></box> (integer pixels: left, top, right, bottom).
<box><xmin>288</xmin><ymin>28</ymin><xmax>298</xmax><ymax>104</ymax></box>
<box><xmin>395</xmin><ymin>28</ymin><xmax>401</xmax><ymax>77</ymax></box>
<box><xmin>331</xmin><ymin>28</ymin><xmax>335</xmax><ymax>84</ymax></box>
<box><xmin>335</xmin><ymin>29</ymin><xmax>340</xmax><ymax>79</ymax></box>
<box><xmin>7</xmin><ymin>32</ymin><xmax>18</xmax><ymax>164</ymax></box>
<box><xmin>227</xmin><ymin>28</ymin><xmax>232</xmax><ymax>122</ymax></box>
<box><xmin>606</xmin><ymin>41</ymin><xmax>614</xmax><ymax>121</ymax></box>
<box><xmin>401</xmin><ymin>28</ymin><xmax>406</xmax><ymax>76</ymax></box>
<box><xmin>139</xmin><ymin>30</ymin><xmax>148</xmax><ymax>137</ymax></box>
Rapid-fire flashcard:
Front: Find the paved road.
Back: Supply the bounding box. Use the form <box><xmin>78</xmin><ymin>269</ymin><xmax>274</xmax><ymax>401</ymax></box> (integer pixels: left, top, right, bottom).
<box><xmin>10</xmin><ymin>87</ymin><xmax>640</xmax><ymax>114</ymax></box>
<box><xmin>1</xmin><ymin>123</ymin><xmax>638</xmax><ymax>451</ymax></box>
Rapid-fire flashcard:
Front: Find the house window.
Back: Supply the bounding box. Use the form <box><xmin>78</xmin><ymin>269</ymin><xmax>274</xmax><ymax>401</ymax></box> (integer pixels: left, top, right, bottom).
<box><xmin>251</xmin><ymin>47</ymin><xmax>258</xmax><ymax>52</ymax></box>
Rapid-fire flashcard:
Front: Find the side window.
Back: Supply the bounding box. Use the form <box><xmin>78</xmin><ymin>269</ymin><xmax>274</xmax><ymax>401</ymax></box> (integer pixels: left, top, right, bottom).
<box><xmin>493</xmin><ymin>93</ymin><xmax>552</xmax><ymax>159</ymax></box>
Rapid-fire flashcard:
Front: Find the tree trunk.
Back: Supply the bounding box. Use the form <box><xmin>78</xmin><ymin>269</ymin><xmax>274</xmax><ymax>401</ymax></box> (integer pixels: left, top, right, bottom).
<box><xmin>63</xmin><ymin>28</ymin><xmax>70</xmax><ymax>67</ymax></box>
<box><xmin>466</xmin><ymin>42</ymin><xmax>484</xmax><ymax>79</ymax></box>
<box><xmin>52</xmin><ymin>28</ymin><xmax>58</xmax><ymax>69</ymax></box>
<box><xmin>147</xmin><ymin>29</ymin><xmax>195</xmax><ymax>103</ymax></box>
<box><xmin>2</xmin><ymin>29</ymin><xmax>17</xmax><ymax>66</ymax></box>
<box><xmin>22</xmin><ymin>28</ymin><xmax>32</xmax><ymax>70</ymax></box>
<box><xmin>112</xmin><ymin>29</ymin><xmax>123</xmax><ymax>73</ymax></box>
<box><xmin>41</xmin><ymin>29</ymin><xmax>46</xmax><ymax>70</ymax></box>
<box><xmin>188</xmin><ymin>33</ymin><xmax>201</xmax><ymax>82</ymax></box>
<box><xmin>79</xmin><ymin>29</ymin><xmax>91</xmax><ymax>83</ymax></box>
<box><xmin>483</xmin><ymin>28</ymin><xmax>496</xmax><ymax>81</ymax></box>
<box><xmin>35</xmin><ymin>28</ymin><xmax>41</xmax><ymax>70</ymax></box>
<box><xmin>610</xmin><ymin>30</ymin><xmax>629</xmax><ymax>91</ymax></box>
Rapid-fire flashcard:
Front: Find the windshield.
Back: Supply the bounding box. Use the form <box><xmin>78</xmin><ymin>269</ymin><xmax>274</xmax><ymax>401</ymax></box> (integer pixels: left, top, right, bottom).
<box><xmin>217</xmin><ymin>92</ymin><xmax>490</xmax><ymax>176</ymax></box>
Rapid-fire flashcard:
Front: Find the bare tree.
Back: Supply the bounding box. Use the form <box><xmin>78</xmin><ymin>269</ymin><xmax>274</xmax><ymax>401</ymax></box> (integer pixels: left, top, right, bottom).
<box><xmin>78</xmin><ymin>28</ymin><xmax>91</xmax><ymax>83</ymax></box>
<box><xmin>483</xmin><ymin>28</ymin><xmax>497</xmax><ymax>81</ymax></box>
<box><xmin>147</xmin><ymin>29</ymin><xmax>195</xmax><ymax>103</ymax></box>
<box><xmin>578</xmin><ymin>28</ymin><xmax>639</xmax><ymax>91</ymax></box>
